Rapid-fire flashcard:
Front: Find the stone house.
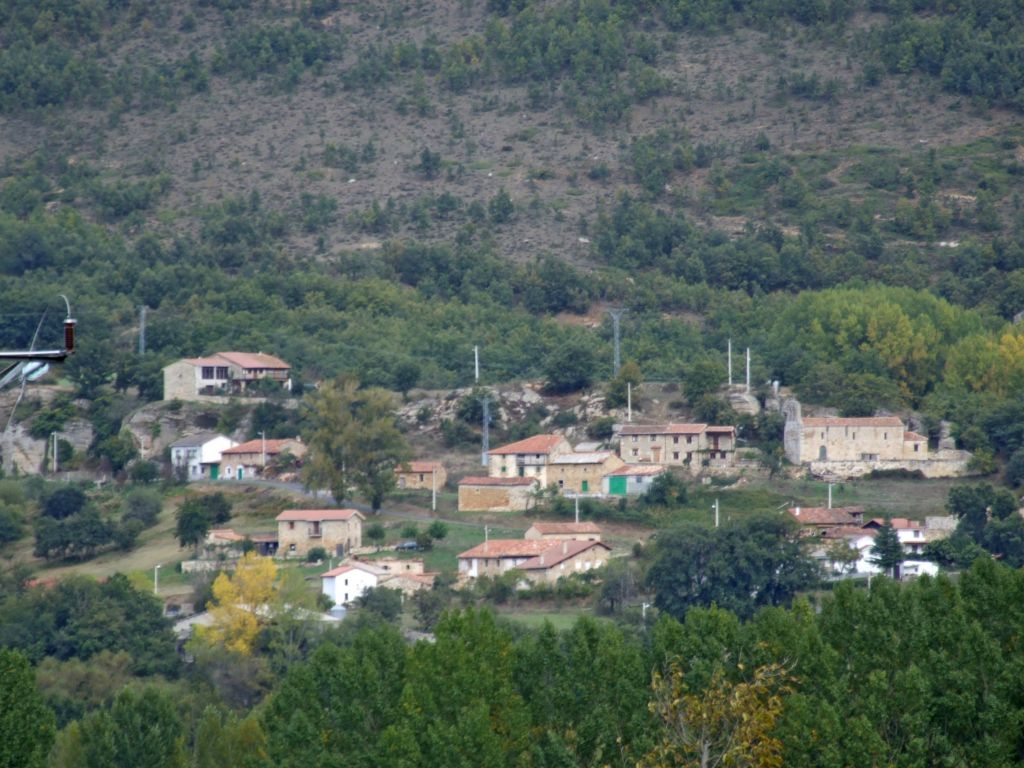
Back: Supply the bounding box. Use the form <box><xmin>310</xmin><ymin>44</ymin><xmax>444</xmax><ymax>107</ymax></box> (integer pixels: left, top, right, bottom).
<box><xmin>162</xmin><ymin>351</ymin><xmax>291</xmax><ymax>402</ymax></box>
<box><xmin>169</xmin><ymin>433</ymin><xmax>236</xmax><ymax>481</ymax></box>
<box><xmin>602</xmin><ymin>464</ymin><xmax>668</xmax><ymax>496</ymax></box>
<box><xmin>456</xmin><ymin>540</ymin><xmax>553</xmax><ymax>579</ymax></box>
<box><xmin>218</xmin><ymin>437</ymin><xmax>306</xmax><ymax>480</ymax></box>
<box><xmin>782</xmin><ymin>399</ymin><xmax>971</xmax><ymax>479</ymax></box>
<box><xmin>276</xmin><ymin>508</ymin><xmax>363</xmax><ymax>558</ymax></box>
<box><xmin>457</xmin><ymin>476</ymin><xmax>537</xmax><ymax>512</ymax></box>
<box><xmin>487</xmin><ymin>434</ymin><xmax>573</xmax><ymax>486</ymax></box>
<box><xmin>524</xmin><ymin>521</ymin><xmax>602</xmax><ymax>542</ymax></box>
<box><xmin>518</xmin><ymin>540</ymin><xmax>612</xmax><ymax>584</ymax></box>
<box><xmin>547</xmin><ymin>452</ymin><xmax>625</xmax><ymax>494</ymax></box>
<box><xmin>618</xmin><ymin>423</ymin><xmax>736</xmax><ymax>468</ymax></box>
<box><xmin>396</xmin><ymin>460</ymin><xmax>446</xmax><ymax>490</ymax></box>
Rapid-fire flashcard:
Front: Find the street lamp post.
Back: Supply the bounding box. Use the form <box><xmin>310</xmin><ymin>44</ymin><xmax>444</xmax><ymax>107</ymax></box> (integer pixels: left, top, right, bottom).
<box><xmin>153</xmin><ymin>564</ymin><xmax>162</xmax><ymax>596</ymax></box>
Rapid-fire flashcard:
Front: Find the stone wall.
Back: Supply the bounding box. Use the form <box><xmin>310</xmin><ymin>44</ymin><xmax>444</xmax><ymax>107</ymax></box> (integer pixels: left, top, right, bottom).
<box><xmin>457</xmin><ymin>484</ymin><xmax>533</xmax><ymax>512</ymax></box>
<box><xmin>805</xmin><ymin>451</ymin><xmax>973</xmax><ymax>480</ymax></box>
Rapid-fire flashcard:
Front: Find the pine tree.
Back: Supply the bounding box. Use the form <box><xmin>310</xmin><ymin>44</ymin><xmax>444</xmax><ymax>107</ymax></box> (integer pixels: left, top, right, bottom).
<box><xmin>869</xmin><ymin>520</ymin><xmax>904</xmax><ymax>579</ymax></box>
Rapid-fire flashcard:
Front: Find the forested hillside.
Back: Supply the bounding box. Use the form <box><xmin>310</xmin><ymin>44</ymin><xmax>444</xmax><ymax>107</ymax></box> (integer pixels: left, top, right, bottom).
<box><xmin>3</xmin><ymin>0</ymin><xmax>1024</xmax><ymax>448</ymax></box>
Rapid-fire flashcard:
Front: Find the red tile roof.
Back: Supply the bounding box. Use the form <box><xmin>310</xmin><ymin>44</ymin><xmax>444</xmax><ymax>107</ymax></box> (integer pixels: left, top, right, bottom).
<box><xmin>184</xmin><ymin>357</ymin><xmax>225</xmax><ymax>367</ymax></box>
<box><xmin>488</xmin><ymin>434</ymin><xmax>568</xmax><ymax>455</ymax></box>
<box><xmin>276</xmin><ymin>509</ymin><xmax>363</xmax><ymax>522</ymax></box>
<box><xmin>528</xmin><ymin>521</ymin><xmax>602</xmax><ymax>534</ymax></box>
<box><xmin>222</xmin><ymin>438</ymin><xmax>302</xmax><ymax>455</ymax></box>
<box><xmin>400</xmin><ymin>461</ymin><xmax>444</xmax><ymax>473</ymax></box>
<box><xmin>904</xmin><ymin>431</ymin><xmax>927</xmax><ymax>441</ymax></box>
<box><xmin>866</xmin><ymin>517</ymin><xmax>921</xmax><ymax>530</ymax></box>
<box><xmin>802</xmin><ymin>416</ymin><xmax>904</xmax><ymax>428</ymax></box>
<box><xmin>520</xmin><ymin>540</ymin><xmax>611</xmax><ymax>570</ymax></box>
<box><xmin>215</xmin><ymin>351</ymin><xmax>290</xmax><ymax>370</ymax></box>
<box><xmin>458</xmin><ymin>476</ymin><xmax>537</xmax><ymax>487</ymax></box>
<box><xmin>788</xmin><ymin>507</ymin><xmax>865</xmax><ymax>526</ymax></box>
<box><xmin>457</xmin><ymin>540</ymin><xmax>552</xmax><ymax>559</ymax></box>
<box><xmin>321</xmin><ymin>561</ymin><xmax>383</xmax><ymax>578</ymax></box>
<box><xmin>620</xmin><ymin>423</ymin><xmax>708</xmax><ymax>436</ymax></box>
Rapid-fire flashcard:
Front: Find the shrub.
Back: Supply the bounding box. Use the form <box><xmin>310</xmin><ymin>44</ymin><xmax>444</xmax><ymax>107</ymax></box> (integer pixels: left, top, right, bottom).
<box><xmin>306</xmin><ymin>546</ymin><xmax>328</xmax><ymax>563</ymax></box>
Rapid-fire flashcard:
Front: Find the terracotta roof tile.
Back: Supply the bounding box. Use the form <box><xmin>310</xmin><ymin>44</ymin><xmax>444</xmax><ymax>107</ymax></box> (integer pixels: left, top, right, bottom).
<box><xmin>276</xmin><ymin>508</ymin><xmax>363</xmax><ymax>522</ymax></box>
<box><xmin>904</xmin><ymin>431</ymin><xmax>927</xmax><ymax>441</ymax></box>
<box><xmin>457</xmin><ymin>540</ymin><xmax>552</xmax><ymax>559</ymax></box>
<box><xmin>321</xmin><ymin>561</ymin><xmax>384</xmax><ymax>578</ymax></box>
<box><xmin>488</xmin><ymin>434</ymin><xmax>568</xmax><ymax>455</ymax></box>
<box><xmin>529</xmin><ymin>521</ymin><xmax>602</xmax><ymax>534</ymax></box>
<box><xmin>620</xmin><ymin>423</ymin><xmax>708</xmax><ymax>436</ymax></box>
<box><xmin>222</xmin><ymin>438</ymin><xmax>302</xmax><ymax>455</ymax></box>
<box><xmin>549</xmin><ymin>452</ymin><xmax>614</xmax><ymax>465</ymax></box>
<box><xmin>520</xmin><ymin>540</ymin><xmax>611</xmax><ymax>570</ymax></box>
<box><xmin>215</xmin><ymin>351</ymin><xmax>290</xmax><ymax>370</ymax></box>
<box><xmin>802</xmin><ymin>416</ymin><xmax>904</xmax><ymax>428</ymax></box>
<box><xmin>788</xmin><ymin>507</ymin><xmax>865</xmax><ymax>526</ymax></box>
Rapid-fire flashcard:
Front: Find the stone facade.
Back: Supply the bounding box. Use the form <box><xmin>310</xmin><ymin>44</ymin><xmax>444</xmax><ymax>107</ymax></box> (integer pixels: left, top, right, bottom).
<box><xmin>547</xmin><ymin>452</ymin><xmax>624</xmax><ymax>494</ymax></box>
<box><xmin>162</xmin><ymin>352</ymin><xmax>291</xmax><ymax>402</ymax></box>
<box><xmin>524</xmin><ymin>522</ymin><xmax>602</xmax><ymax>542</ymax></box>
<box><xmin>457</xmin><ymin>477</ymin><xmax>537</xmax><ymax>512</ymax></box>
<box><xmin>619</xmin><ymin>423</ymin><xmax>736</xmax><ymax>469</ymax></box>
<box><xmin>519</xmin><ymin>540</ymin><xmax>612</xmax><ymax>584</ymax></box>
<box><xmin>782</xmin><ymin>399</ymin><xmax>972</xmax><ymax>479</ymax></box>
<box><xmin>396</xmin><ymin>461</ymin><xmax>447</xmax><ymax>490</ymax></box>
<box><xmin>276</xmin><ymin>509</ymin><xmax>363</xmax><ymax>558</ymax></box>
<box><xmin>487</xmin><ymin>434</ymin><xmax>572</xmax><ymax>486</ymax></box>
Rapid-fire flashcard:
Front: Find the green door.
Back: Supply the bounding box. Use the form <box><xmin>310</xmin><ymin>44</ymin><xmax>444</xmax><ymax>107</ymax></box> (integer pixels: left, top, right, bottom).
<box><xmin>581</xmin><ymin>480</ymin><xmax>589</xmax><ymax>493</ymax></box>
<box><xmin>210</xmin><ymin>464</ymin><xmax>219</xmax><ymax>480</ymax></box>
<box><xmin>609</xmin><ymin>476</ymin><xmax>627</xmax><ymax>495</ymax></box>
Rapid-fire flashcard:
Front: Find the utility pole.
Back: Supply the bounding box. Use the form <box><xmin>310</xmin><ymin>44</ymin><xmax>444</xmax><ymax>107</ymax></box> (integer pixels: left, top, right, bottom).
<box><xmin>431</xmin><ymin>467</ymin><xmax>437</xmax><ymax>513</ymax></box>
<box><xmin>727</xmin><ymin>339</ymin><xmax>733</xmax><ymax>386</ymax></box>
<box><xmin>260</xmin><ymin>430</ymin><xmax>267</xmax><ymax>471</ymax></box>
<box><xmin>627</xmin><ymin>382</ymin><xmax>632</xmax><ymax>422</ymax></box>
<box><xmin>153</xmin><ymin>564</ymin><xmax>161</xmax><ymax>596</ymax></box>
<box><xmin>828</xmin><ymin>483</ymin><xmax>834</xmax><ymax>510</ymax></box>
<box><xmin>608</xmin><ymin>309</ymin><xmax>625</xmax><ymax>375</ymax></box>
<box><xmin>474</xmin><ymin>345</ymin><xmax>480</xmax><ymax>383</ymax></box>
<box><xmin>745</xmin><ymin>347</ymin><xmax>751</xmax><ymax>393</ymax></box>
<box><xmin>51</xmin><ymin>432</ymin><xmax>58</xmax><ymax>474</ymax></box>
<box><xmin>138</xmin><ymin>305</ymin><xmax>147</xmax><ymax>355</ymax></box>
<box><xmin>481</xmin><ymin>395</ymin><xmax>490</xmax><ymax>467</ymax></box>
<box><xmin>713</xmin><ymin>498</ymin><xmax>720</xmax><ymax>528</ymax></box>
<box><xmin>574</xmin><ymin>494</ymin><xmax>580</xmax><ymax>524</ymax></box>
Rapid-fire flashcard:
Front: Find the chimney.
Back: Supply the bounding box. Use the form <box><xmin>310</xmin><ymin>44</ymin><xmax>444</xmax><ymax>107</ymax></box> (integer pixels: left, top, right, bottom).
<box><xmin>794</xmin><ymin>507</ymin><xmax>800</xmax><ymax>516</ymax></box>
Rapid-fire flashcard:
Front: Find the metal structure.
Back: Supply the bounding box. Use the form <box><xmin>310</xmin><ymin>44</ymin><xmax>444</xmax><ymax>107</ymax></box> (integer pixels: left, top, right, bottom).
<box><xmin>1</xmin><ymin>297</ymin><xmax>77</xmax><ymax>434</ymax></box>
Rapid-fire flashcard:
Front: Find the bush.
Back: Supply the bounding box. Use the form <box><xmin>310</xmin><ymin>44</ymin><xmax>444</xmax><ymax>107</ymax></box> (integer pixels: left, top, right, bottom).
<box><xmin>122</xmin><ymin>489</ymin><xmax>162</xmax><ymax>528</ymax></box>
<box><xmin>43</xmin><ymin>486</ymin><xmax>87</xmax><ymax>520</ymax></box>
<box><xmin>306</xmin><ymin>546</ymin><xmax>328</xmax><ymax>563</ymax></box>
<box><xmin>128</xmin><ymin>461</ymin><xmax>160</xmax><ymax>485</ymax></box>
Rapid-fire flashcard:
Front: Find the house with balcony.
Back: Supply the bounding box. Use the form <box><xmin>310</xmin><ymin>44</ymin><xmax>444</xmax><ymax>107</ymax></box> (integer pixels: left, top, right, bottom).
<box><xmin>162</xmin><ymin>351</ymin><xmax>292</xmax><ymax>402</ymax></box>
<box><xmin>618</xmin><ymin>423</ymin><xmax>736</xmax><ymax>471</ymax></box>
<box><xmin>487</xmin><ymin>434</ymin><xmax>572</xmax><ymax>486</ymax></box>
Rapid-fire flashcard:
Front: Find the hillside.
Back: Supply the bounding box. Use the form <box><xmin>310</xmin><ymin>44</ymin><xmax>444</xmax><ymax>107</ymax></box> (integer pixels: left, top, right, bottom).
<box><xmin>2</xmin><ymin>0</ymin><xmax>1024</xmax><ymax>468</ymax></box>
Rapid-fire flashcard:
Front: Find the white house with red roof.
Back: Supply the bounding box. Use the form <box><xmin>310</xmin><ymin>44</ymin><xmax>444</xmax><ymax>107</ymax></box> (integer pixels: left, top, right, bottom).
<box><xmin>276</xmin><ymin>508</ymin><xmax>363</xmax><ymax>558</ymax></box>
<box><xmin>816</xmin><ymin>517</ymin><xmax>941</xmax><ymax>580</ymax></box>
<box><xmin>169</xmin><ymin>432</ymin><xmax>237</xmax><ymax>481</ymax></box>
<box><xmin>162</xmin><ymin>351</ymin><xmax>291</xmax><ymax>401</ymax></box>
<box><xmin>321</xmin><ymin>561</ymin><xmax>386</xmax><ymax>606</ymax></box>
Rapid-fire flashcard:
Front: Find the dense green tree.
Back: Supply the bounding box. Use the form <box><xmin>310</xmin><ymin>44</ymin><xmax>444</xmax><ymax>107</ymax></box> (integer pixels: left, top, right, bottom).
<box><xmin>358</xmin><ymin>587</ymin><xmax>403</xmax><ymax>621</ymax></box>
<box><xmin>647</xmin><ymin>516</ymin><xmax>819</xmax><ymax>620</ymax></box>
<box><xmin>868</xmin><ymin>520</ymin><xmax>904</xmax><ymax>578</ymax></box>
<box><xmin>0</xmin><ymin>649</ymin><xmax>55</xmax><ymax>768</ymax></box>
<box><xmin>542</xmin><ymin>336</ymin><xmax>597</xmax><ymax>394</ymax></box>
<box><xmin>175</xmin><ymin>500</ymin><xmax>211</xmax><ymax>553</ymax></box>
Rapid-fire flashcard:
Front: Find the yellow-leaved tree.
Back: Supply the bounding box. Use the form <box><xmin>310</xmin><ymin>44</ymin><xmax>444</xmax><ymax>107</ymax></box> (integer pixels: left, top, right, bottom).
<box><xmin>202</xmin><ymin>552</ymin><xmax>277</xmax><ymax>655</ymax></box>
<box><xmin>640</xmin><ymin>662</ymin><xmax>792</xmax><ymax>768</ymax></box>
